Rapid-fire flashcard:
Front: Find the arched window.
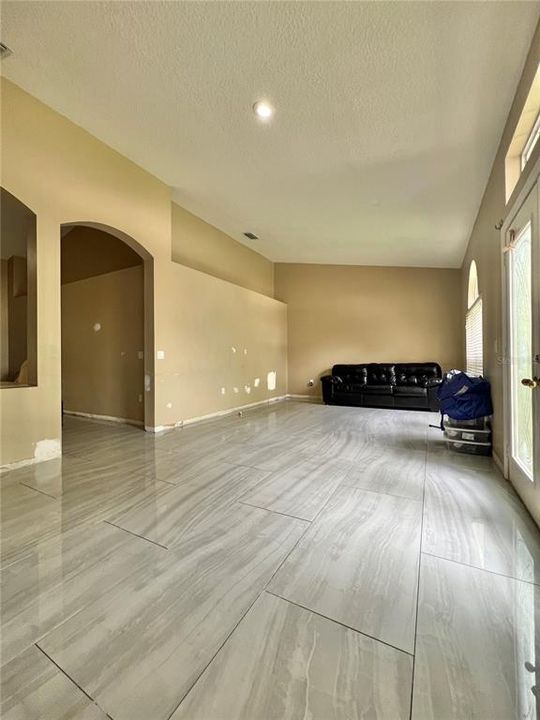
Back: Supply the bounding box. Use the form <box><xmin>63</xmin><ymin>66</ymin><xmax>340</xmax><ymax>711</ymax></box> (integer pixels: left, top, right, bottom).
<box><xmin>466</xmin><ymin>260</ymin><xmax>483</xmax><ymax>376</ymax></box>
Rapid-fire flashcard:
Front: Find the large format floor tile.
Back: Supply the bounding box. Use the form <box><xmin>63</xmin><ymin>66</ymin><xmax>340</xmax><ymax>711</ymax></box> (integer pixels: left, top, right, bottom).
<box><xmin>1</xmin><ymin>483</ymin><xmax>64</xmax><ymax>567</ymax></box>
<box><xmin>3</xmin><ymin>403</ymin><xmax>540</xmax><ymax>720</ymax></box>
<box><xmin>1</xmin><ymin>466</ymin><xmax>171</xmax><ymax>566</ymax></box>
<box><xmin>344</xmin><ymin>445</ymin><xmax>426</xmax><ymax>500</ymax></box>
<box><xmin>412</xmin><ymin>554</ymin><xmax>540</xmax><ymax>720</ymax></box>
<box><xmin>241</xmin><ymin>456</ymin><xmax>352</xmax><ymax>520</ymax></box>
<box><xmin>1</xmin><ymin>522</ymin><xmax>164</xmax><ymax>665</ymax></box>
<box><xmin>107</xmin><ymin>463</ymin><xmax>269</xmax><ymax>548</ymax></box>
<box><xmin>4</xmin><ymin>455</ymin><xmax>95</xmax><ymax>498</ymax></box>
<box><xmin>172</xmin><ymin>591</ymin><xmax>413</xmax><ymax>720</ymax></box>
<box><xmin>1</xmin><ymin>645</ymin><xmax>108</xmax><ymax>719</ymax></box>
<box><xmin>269</xmin><ymin>486</ymin><xmax>422</xmax><ymax>653</ymax></box>
<box><xmin>423</xmin><ymin>458</ymin><xmax>540</xmax><ymax>584</ymax></box>
<box><xmin>38</xmin><ymin>506</ymin><xmax>307</xmax><ymax>720</ymax></box>
<box><xmin>220</xmin><ymin>440</ymin><xmax>313</xmax><ymax>472</ymax></box>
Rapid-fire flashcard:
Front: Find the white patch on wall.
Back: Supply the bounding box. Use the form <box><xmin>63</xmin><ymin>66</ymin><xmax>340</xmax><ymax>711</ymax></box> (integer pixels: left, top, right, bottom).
<box><xmin>34</xmin><ymin>438</ymin><xmax>61</xmax><ymax>462</ymax></box>
<box><xmin>244</xmin><ymin>384</ymin><xmax>251</xmax><ymax>394</ymax></box>
<box><xmin>157</xmin><ymin>350</ymin><xmax>165</xmax><ymax>360</ymax></box>
<box><xmin>231</xmin><ymin>346</ymin><xmax>237</xmax><ymax>353</ymax></box>
<box><xmin>138</xmin><ymin>394</ymin><xmax>143</xmax><ymax>403</ymax></box>
<box><xmin>254</xmin><ymin>377</ymin><xmax>260</xmax><ymax>388</ymax></box>
<box><xmin>93</xmin><ymin>322</ymin><xmax>101</xmax><ymax>332</ymax></box>
<box><xmin>220</xmin><ymin>387</ymin><xmax>226</xmax><ymax>395</ymax></box>
<box><xmin>166</xmin><ymin>402</ymin><xmax>173</xmax><ymax>409</ymax></box>
<box><xmin>144</xmin><ymin>374</ymin><xmax>151</xmax><ymax>391</ymax></box>
<box><xmin>243</xmin><ymin>348</ymin><xmax>248</xmax><ymax>355</ymax></box>
<box><xmin>233</xmin><ymin>386</ymin><xmax>239</xmax><ymax>394</ymax></box>
<box><xmin>267</xmin><ymin>371</ymin><xmax>277</xmax><ymax>391</ymax></box>
<box><xmin>138</xmin><ymin>350</ymin><xmax>144</xmax><ymax>360</ymax></box>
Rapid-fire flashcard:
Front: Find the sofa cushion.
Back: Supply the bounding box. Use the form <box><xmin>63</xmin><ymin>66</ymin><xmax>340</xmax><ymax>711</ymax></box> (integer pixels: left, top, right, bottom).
<box><xmin>347</xmin><ymin>383</ymin><xmax>366</xmax><ymax>392</ymax></box>
<box><xmin>395</xmin><ymin>363</ymin><xmax>441</xmax><ymax>388</ymax></box>
<box><xmin>364</xmin><ymin>384</ymin><xmax>394</xmax><ymax>395</ymax></box>
<box><xmin>366</xmin><ymin>364</ymin><xmax>396</xmax><ymax>385</ymax></box>
<box><xmin>332</xmin><ymin>365</ymin><xmax>368</xmax><ymax>383</ymax></box>
<box><xmin>393</xmin><ymin>385</ymin><xmax>427</xmax><ymax>397</ymax></box>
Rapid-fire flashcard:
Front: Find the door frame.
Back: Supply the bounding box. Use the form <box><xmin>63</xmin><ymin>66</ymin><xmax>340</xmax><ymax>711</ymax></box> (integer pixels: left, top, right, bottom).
<box><xmin>501</xmin><ymin>155</ymin><xmax>540</xmax><ymax>494</ymax></box>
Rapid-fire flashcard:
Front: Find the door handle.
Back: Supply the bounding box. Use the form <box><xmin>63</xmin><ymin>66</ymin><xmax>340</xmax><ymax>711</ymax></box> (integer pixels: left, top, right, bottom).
<box><xmin>521</xmin><ymin>377</ymin><xmax>539</xmax><ymax>388</ymax></box>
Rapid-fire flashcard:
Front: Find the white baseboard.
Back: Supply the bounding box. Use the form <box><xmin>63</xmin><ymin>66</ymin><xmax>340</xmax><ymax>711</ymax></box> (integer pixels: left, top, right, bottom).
<box><xmin>64</xmin><ymin>410</ymin><xmax>144</xmax><ymax>428</ymax></box>
<box><xmin>286</xmin><ymin>394</ymin><xmax>323</xmax><ymax>403</ymax></box>
<box><xmin>147</xmin><ymin>395</ymin><xmax>288</xmax><ymax>433</ymax></box>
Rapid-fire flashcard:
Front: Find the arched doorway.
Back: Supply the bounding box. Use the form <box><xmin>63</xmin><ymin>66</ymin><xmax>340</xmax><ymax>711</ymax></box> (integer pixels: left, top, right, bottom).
<box><xmin>60</xmin><ymin>222</ymin><xmax>154</xmax><ymax>431</ymax></box>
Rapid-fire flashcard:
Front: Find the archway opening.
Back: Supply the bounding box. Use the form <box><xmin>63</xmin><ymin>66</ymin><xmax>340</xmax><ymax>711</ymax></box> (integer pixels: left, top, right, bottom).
<box><xmin>60</xmin><ymin>222</ymin><xmax>154</xmax><ymax>434</ymax></box>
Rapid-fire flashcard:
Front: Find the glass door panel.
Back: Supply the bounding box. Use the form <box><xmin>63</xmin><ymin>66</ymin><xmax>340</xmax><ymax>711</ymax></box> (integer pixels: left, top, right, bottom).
<box><xmin>509</xmin><ymin>221</ymin><xmax>533</xmax><ymax>479</ymax></box>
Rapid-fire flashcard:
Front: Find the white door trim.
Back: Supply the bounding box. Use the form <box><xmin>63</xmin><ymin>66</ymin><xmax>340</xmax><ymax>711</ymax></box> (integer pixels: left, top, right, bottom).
<box><xmin>500</xmin><ymin>157</ymin><xmax>540</xmax><ymax>480</ymax></box>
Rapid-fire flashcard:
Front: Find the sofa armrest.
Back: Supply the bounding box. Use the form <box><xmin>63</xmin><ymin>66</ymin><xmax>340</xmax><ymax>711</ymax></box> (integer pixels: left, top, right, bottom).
<box><xmin>320</xmin><ymin>375</ymin><xmax>339</xmax><ymax>403</ymax></box>
<box><xmin>321</xmin><ymin>375</ymin><xmax>343</xmax><ymax>385</ymax></box>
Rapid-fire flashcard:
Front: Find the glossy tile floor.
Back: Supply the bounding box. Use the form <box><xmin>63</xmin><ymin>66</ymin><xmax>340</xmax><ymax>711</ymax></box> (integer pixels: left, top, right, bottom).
<box><xmin>1</xmin><ymin>400</ymin><xmax>539</xmax><ymax>719</ymax></box>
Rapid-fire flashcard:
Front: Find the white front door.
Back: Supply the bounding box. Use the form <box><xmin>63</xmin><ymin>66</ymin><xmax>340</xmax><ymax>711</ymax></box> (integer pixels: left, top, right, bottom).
<box><xmin>505</xmin><ymin>182</ymin><xmax>540</xmax><ymax>514</ymax></box>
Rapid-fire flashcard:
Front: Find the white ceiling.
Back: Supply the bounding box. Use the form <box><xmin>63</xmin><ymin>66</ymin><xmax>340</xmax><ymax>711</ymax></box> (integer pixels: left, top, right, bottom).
<box><xmin>2</xmin><ymin>1</ymin><xmax>539</xmax><ymax>268</ymax></box>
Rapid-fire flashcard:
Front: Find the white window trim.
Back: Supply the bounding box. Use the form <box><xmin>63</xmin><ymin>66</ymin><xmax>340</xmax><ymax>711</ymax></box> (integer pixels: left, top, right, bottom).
<box><xmin>521</xmin><ymin>111</ymin><xmax>540</xmax><ymax>171</ymax></box>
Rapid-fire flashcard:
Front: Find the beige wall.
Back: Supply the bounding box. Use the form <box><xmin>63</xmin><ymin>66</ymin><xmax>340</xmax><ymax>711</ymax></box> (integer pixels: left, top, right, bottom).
<box><xmin>153</xmin><ymin>261</ymin><xmax>287</xmax><ymax>425</ymax></box>
<box><xmin>461</xmin><ymin>21</ymin><xmax>540</xmax><ymax>465</ymax></box>
<box><xmin>275</xmin><ymin>263</ymin><xmax>463</xmax><ymax>398</ymax></box>
<box><xmin>0</xmin><ymin>260</ymin><xmax>8</xmax><ymax>379</ymax></box>
<box><xmin>171</xmin><ymin>203</ymin><xmax>274</xmax><ymax>298</ymax></box>
<box><xmin>62</xmin><ymin>265</ymin><xmax>144</xmax><ymax>423</ymax></box>
<box><xmin>0</xmin><ymin>78</ymin><xmax>287</xmax><ymax>467</ymax></box>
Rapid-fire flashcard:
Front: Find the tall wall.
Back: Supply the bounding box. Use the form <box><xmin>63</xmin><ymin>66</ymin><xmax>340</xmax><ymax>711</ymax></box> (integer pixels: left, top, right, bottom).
<box><xmin>275</xmin><ymin>263</ymin><xmax>463</xmax><ymax>397</ymax></box>
<box><xmin>461</xmin><ymin>22</ymin><xmax>540</xmax><ymax>463</ymax></box>
<box><xmin>171</xmin><ymin>202</ymin><xmax>274</xmax><ymax>297</ymax></box>
<box><xmin>61</xmin><ymin>265</ymin><xmax>145</xmax><ymax>424</ymax></box>
<box><xmin>0</xmin><ymin>78</ymin><xmax>287</xmax><ymax>467</ymax></box>
<box><xmin>0</xmin><ymin>260</ymin><xmax>9</xmax><ymax>380</ymax></box>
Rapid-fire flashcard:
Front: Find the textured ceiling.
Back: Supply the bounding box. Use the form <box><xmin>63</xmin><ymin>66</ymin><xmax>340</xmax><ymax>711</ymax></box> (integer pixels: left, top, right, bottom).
<box><xmin>2</xmin><ymin>2</ymin><xmax>539</xmax><ymax>267</ymax></box>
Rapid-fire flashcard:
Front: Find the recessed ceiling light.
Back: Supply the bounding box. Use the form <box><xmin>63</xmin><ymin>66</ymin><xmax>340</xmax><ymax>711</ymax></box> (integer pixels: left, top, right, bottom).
<box><xmin>244</xmin><ymin>232</ymin><xmax>259</xmax><ymax>240</ymax></box>
<box><xmin>253</xmin><ymin>101</ymin><xmax>274</xmax><ymax>120</ymax></box>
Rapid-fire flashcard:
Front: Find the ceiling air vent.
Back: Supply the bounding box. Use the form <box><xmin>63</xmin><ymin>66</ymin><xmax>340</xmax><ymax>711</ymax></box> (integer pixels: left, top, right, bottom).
<box><xmin>0</xmin><ymin>42</ymin><xmax>13</xmax><ymax>60</ymax></box>
<box><xmin>243</xmin><ymin>232</ymin><xmax>258</xmax><ymax>240</ymax></box>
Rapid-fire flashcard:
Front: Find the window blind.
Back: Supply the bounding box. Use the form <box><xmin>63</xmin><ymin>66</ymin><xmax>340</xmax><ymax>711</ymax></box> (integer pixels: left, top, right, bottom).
<box><xmin>466</xmin><ymin>297</ymin><xmax>483</xmax><ymax>376</ymax></box>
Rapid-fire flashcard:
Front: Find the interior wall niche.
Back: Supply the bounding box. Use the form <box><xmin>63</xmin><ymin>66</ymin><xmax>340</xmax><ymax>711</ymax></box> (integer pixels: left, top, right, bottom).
<box><xmin>0</xmin><ymin>187</ymin><xmax>37</xmax><ymax>386</ymax></box>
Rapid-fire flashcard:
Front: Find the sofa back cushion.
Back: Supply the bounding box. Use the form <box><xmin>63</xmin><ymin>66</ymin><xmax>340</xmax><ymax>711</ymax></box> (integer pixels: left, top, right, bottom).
<box><xmin>395</xmin><ymin>363</ymin><xmax>442</xmax><ymax>388</ymax></box>
<box><xmin>332</xmin><ymin>364</ymin><xmax>368</xmax><ymax>384</ymax></box>
<box><xmin>331</xmin><ymin>362</ymin><xmax>441</xmax><ymax>389</ymax></box>
<box><xmin>366</xmin><ymin>363</ymin><xmax>396</xmax><ymax>386</ymax></box>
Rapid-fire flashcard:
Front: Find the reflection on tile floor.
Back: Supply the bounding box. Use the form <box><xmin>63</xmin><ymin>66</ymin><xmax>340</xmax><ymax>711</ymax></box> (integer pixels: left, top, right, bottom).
<box><xmin>1</xmin><ymin>401</ymin><xmax>538</xmax><ymax>719</ymax></box>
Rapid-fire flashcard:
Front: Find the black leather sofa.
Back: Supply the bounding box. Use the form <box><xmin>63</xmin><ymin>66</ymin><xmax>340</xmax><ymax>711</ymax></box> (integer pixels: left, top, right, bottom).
<box><xmin>321</xmin><ymin>363</ymin><xmax>442</xmax><ymax>411</ymax></box>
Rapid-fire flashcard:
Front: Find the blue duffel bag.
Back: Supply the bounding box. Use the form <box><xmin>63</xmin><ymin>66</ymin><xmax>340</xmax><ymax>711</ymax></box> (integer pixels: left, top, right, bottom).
<box><xmin>437</xmin><ymin>371</ymin><xmax>493</xmax><ymax>421</ymax></box>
